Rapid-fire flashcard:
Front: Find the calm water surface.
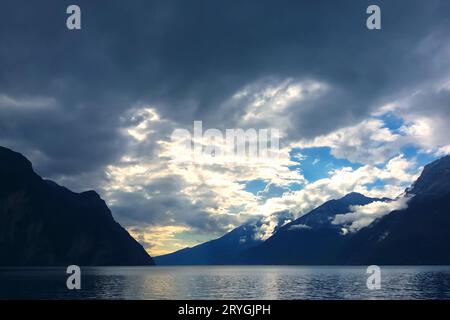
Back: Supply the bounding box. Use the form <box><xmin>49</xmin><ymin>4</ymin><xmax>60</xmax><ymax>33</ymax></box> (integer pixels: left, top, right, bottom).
<box><xmin>1</xmin><ymin>266</ymin><xmax>450</xmax><ymax>300</ymax></box>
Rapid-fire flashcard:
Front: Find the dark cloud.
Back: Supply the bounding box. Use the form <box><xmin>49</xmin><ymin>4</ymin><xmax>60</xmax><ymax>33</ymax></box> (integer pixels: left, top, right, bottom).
<box><xmin>1</xmin><ymin>0</ymin><xmax>449</xmax><ymax>177</ymax></box>
<box><xmin>1</xmin><ymin>0</ymin><xmax>450</xmax><ymax>237</ymax></box>
<box><xmin>110</xmin><ymin>175</ymin><xmax>238</xmax><ymax>234</ymax></box>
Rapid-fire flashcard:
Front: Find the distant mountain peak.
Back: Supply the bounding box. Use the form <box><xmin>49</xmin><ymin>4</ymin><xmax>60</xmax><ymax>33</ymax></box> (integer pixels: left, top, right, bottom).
<box><xmin>339</xmin><ymin>192</ymin><xmax>377</xmax><ymax>205</ymax></box>
<box><xmin>80</xmin><ymin>190</ymin><xmax>102</xmax><ymax>199</ymax></box>
<box><xmin>0</xmin><ymin>146</ymin><xmax>32</xmax><ymax>167</ymax></box>
<box><xmin>281</xmin><ymin>192</ymin><xmax>382</xmax><ymax>231</ymax></box>
<box><xmin>0</xmin><ymin>146</ymin><xmax>34</xmax><ymax>180</ymax></box>
<box><xmin>409</xmin><ymin>155</ymin><xmax>450</xmax><ymax>197</ymax></box>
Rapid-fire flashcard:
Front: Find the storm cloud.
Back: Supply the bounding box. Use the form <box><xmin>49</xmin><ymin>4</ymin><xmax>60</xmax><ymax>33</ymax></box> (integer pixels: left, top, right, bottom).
<box><xmin>1</xmin><ymin>0</ymin><xmax>450</xmax><ymax>254</ymax></box>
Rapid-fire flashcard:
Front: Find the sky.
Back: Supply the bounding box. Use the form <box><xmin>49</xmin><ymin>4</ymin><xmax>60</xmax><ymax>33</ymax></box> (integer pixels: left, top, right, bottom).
<box><xmin>1</xmin><ymin>0</ymin><xmax>450</xmax><ymax>255</ymax></box>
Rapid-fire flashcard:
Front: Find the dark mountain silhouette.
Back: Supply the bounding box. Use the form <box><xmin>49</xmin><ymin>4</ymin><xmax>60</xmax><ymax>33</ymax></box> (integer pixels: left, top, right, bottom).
<box><xmin>0</xmin><ymin>146</ymin><xmax>154</xmax><ymax>266</ymax></box>
<box><xmin>4</xmin><ymin>142</ymin><xmax>450</xmax><ymax>266</ymax></box>
<box><xmin>239</xmin><ymin>193</ymin><xmax>383</xmax><ymax>264</ymax></box>
<box><xmin>156</xmin><ymin>193</ymin><xmax>383</xmax><ymax>265</ymax></box>
<box><xmin>155</xmin><ymin>212</ymin><xmax>293</xmax><ymax>265</ymax></box>
<box><xmin>340</xmin><ymin>155</ymin><xmax>450</xmax><ymax>265</ymax></box>
<box><xmin>158</xmin><ymin>155</ymin><xmax>450</xmax><ymax>266</ymax></box>
<box><xmin>407</xmin><ymin>155</ymin><xmax>450</xmax><ymax>197</ymax></box>
<box><xmin>155</xmin><ymin>223</ymin><xmax>263</xmax><ymax>265</ymax></box>
<box><xmin>242</xmin><ymin>155</ymin><xmax>450</xmax><ymax>265</ymax></box>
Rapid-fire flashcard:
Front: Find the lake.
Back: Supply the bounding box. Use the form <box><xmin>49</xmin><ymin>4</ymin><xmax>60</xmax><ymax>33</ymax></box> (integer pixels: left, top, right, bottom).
<box><xmin>1</xmin><ymin>266</ymin><xmax>450</xmax><ymax>300</ymax></box>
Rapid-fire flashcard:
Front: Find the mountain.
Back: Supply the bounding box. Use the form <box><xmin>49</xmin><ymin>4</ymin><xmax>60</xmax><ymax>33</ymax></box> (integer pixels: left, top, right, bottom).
<box><xmin>407</xmin><ymin>155</ymin><xmax>450</xmax><ymax>197</ymax></box>
<box><xmin>341</xmin><ymin>155</ymin><xmax>450</xmax><ymax>265</ymax></box>
<box><xmin>0</xmin><ymin>146</ymin><xmax>154</xmax><ymax>266</ymax></box>
<box><xmin>155</xmin><ymin>212</ymin><xmax>293</xmax><ymax>265</ymax></box>
<box><xmin>155</xmin><ymin>223</ymin><xmax>262</xmax><ymax>265</ymax></box>
<box><xmin>242</xmin><ymin>155</ymin><xmax>450</xmax><ymax>265</ymax></box>
<box><xmin>159</xmin><ymin>155</ymin><xmax>450</xmax><ymax>266</ymax></box>
<box><xmin>239</xmin><ymin>193</ymin><xmax>383</xmax><ymax>264</ymax></box>
<box><xmin>156</xmin><ymin>192</ymin><xmax>384</xmax><ymax>265</ymax></box>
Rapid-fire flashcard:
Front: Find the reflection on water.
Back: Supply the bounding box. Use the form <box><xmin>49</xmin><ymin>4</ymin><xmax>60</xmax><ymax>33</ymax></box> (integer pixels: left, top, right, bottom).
<box><xmin>1</xmin><ymin>266</ymin><xmax>450</xmax><ymax>300</ymax></box>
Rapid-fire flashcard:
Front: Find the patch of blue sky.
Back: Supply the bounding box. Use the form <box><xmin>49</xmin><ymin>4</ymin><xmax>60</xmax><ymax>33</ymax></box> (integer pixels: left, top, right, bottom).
<box><xmin>244</xmin><ymin>128</ymin><xmax>441</xmax><ymax>200</ymax></box>
<box><xmin>289</xmin><ymin>147</ymin><xmax>360</xmax><ymax>183</ymax></box>
<box><xmin>365</xmin><ymin>145</ymin><xmax>438</xmax><ymax>192</ymax></box>
<box><xmin>243</xmin><ymin>144</ymin><xmax>434</xmax><ymax>198</ymax></box>
<box><xmin>364</xmin><ymin>179</ymin><xmax>386</xmax><ymax>191</ymax></box>
<box><xmin>244</xmin><ymin>179</ymin><xmax>267</xmax><ymax>195</ymax></box>
<box><xmin>257</xmin><ymin>183</ymin><xmax>290</xmax><ymax>198</ymax></box>
<box><xmin>375</xmin><ymin>111</ymin><xmax>405</xmax><ymax>134</ymax></box>
<box><xmin>400</xmin><ymin>144</ymin><xmax>438</xmax><ymax>169</ymax></box>
<box><xmin>244</xmin><ymin>179</ymin><xmax>302</xmax><ymax>199</ymax></box>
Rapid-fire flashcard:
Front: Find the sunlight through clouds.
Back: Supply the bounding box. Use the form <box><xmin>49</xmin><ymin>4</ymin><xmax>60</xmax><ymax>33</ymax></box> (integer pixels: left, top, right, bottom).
<box><xmin>98</xmin><ymin>77</ymin><xmax>442</xmax><ymax>254</ymax></box>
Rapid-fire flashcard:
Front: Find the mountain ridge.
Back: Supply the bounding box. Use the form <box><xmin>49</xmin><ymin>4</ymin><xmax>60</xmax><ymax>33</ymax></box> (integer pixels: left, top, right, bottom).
<box><xmin>157</xmin><ymin>155</ymin><xmax>450</xmax><ymax>265</ymax></box>
<box><xmin>0</xmin><ymin>146</ymin><xmax>154</xmax><ymax>266</ymax></box>
<box><xmin>156</xmin><ymin>193</ymin><xmax>382</xmax><ymax>265</ymax></box>
<box><xmin>243</xmin><ymin>155</ymin><xmax>450</xmax><ymax>265</ymax></box>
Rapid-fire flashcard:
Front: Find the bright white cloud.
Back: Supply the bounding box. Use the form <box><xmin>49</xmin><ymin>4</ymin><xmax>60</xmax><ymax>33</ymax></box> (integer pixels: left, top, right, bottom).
<box><xmin>333</xmin><ymin>195</ymin><xmax>412</xmax><ymax>232</ymax></box>
<box><xmin>253</xmin><ymin>214</ymin><xmax>292</xmax><ymax>241</ymax></box>
<box><xmin>295</xmin><ymin>119</ymin><xmax>403</xmax><ymax>165</ymax></box>
<box><xmin>288</xmin><ymin>224</ymin><xmax>311</xmax><ymax>231</ymax></box>
<box><xmin>99</xmin><ymin>79</ymin><xmax>442</xmax><ymax>254</ymax></box>
<box><xmin>102</xmin><ymin>106</ymin><xmax>307</xmax><ymax>252</ymax></box>
<box><xmin>244</xmin><ymin>155</ymin><xmax>420</xmax><ymax>241</ymax></box>
<box><xmin>236</xmin><ymin>78</ymin><xmax>328</xmax><ymax>127</ymax></box>
<box><xmin>373</xmin><ymin>83</ymin><xmax>450</xmax><ymax>156</ymax></box>
<box><xmin>257</xmin><ymin>155</ymin><xmax>419</xmax><ymax>220</ymax></box>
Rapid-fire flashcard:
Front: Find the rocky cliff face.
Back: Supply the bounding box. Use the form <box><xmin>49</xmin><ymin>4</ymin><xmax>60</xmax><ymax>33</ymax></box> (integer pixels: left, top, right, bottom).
<box><xmin>408</xmin><ymin>155</ymin><xmax>450</xmax><ymax>197</ymax></box>
<box><xmin>0</xmin><ymin>146</ymin><xmax>154</xmax><ymax>266</ymax></box>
